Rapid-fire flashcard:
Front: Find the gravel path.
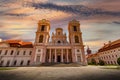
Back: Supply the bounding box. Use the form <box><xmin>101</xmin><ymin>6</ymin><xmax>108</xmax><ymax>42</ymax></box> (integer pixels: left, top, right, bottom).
<box><xmin>0</xmin><ymin>66</ymin><xmax>120</xmax><ymax>80</ymax></box>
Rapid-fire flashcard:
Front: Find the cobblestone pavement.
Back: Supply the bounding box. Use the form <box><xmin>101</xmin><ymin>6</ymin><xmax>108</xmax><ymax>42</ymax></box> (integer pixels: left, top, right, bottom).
<box><xmin>0</xmin><ymin>66</ymin><xmax>120</xmax><ymax>80</ymax></box>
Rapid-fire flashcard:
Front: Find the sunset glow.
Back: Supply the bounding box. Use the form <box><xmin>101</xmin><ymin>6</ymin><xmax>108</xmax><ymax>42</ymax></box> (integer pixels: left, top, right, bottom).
<box><xmin>0</xmin><ymin>0</ymin><xmax>120</xmax><ymax>52</ymax></box>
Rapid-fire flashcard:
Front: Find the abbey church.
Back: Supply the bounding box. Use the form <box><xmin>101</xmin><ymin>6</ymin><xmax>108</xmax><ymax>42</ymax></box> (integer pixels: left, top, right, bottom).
<box><xmin>0</xmin><ymin>19</ymin><xmax>86</xmax><ymax>66</ymax></box>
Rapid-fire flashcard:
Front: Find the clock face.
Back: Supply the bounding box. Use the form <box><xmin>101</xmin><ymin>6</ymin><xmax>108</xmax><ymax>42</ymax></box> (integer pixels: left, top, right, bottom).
<box><xmin>42</xmin><ymin>19</ymin><xmax>46</xmax><ymax>22</ymax></box>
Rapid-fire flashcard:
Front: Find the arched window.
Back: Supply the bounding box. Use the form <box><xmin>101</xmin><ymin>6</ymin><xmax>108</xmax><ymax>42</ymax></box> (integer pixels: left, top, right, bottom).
<box><xmin>39</xmin><ymin>35</ymin><xmax>44</xmax><ymax>43</ymax></box>
<box><xmin>58</xmin><ymin>32</ymin><xmax>60</xmax><ymax>35</ymax></box>
<box><xmin>73</xmin><ymin>26</ymin><xmax>77</xmax><ymax>31</ymax></box>
<box><xmin>75</xmin><ymin>36</ymin><xmax>79</xmax><ymax>43</ymax></box>
<box><xmin>58</xmin><ymin>40</ymin><xmax>61</xmax><ymax>43</ymax></box>
<box><xmin>41</xmin><ymin>25</ymin><xmax>45</xmax><ymax>31</ymax></box>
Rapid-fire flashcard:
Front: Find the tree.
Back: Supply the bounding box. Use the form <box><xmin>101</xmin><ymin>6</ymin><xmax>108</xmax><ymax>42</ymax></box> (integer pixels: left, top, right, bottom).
<box><xmin>117</xmin><ymin>57</ymin><xmax>120</xmax><ymax>65</ymax></box>
<box><xmin>99</xmin><ymin>60</ymin><xmax>105</xmax><ymax>66</ymax></box>
<box><xmin>91</xmin><ymin>58</ymin><xmax>96</xmax><ymax>65</ymax></box>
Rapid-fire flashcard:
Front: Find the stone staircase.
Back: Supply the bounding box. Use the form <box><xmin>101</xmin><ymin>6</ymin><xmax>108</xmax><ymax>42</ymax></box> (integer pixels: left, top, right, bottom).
<box><xmin>38</xmin><ymin>63</ymin><xmax>82</xmax><ymax>67</ymax></box>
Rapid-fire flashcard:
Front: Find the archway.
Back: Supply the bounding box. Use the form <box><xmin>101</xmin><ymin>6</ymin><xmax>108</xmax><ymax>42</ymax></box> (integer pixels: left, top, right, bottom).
<box><xmin>57</xmin><ymin>55</ymin><xmax>61</xmax><ymax>62</ymax></box>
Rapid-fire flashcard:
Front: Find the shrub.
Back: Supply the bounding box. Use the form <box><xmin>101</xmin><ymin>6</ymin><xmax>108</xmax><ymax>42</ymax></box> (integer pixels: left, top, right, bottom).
<box><xmin>117</xmin><ymin>57</ymin><xmax>120</xmax><ymax>65</ymax></box>
<box><xmin>91</xmin><ymin>58</ymin><xmax>96</xmax><ymax>65</ymax></box>
<box><xmin>99</xmin><ymin>60</ymin><xmax>105</xmax><ymax>66</ymax></box>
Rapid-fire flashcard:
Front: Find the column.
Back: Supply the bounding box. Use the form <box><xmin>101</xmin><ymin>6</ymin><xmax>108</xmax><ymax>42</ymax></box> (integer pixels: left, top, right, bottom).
<box><xmin>67</xmin><ymin>49</ymin><xmax>69</xmax><ymax>63</ymax></box>
<box><xmin>40</xmin><ymin>52</ymin><xmax>43</xmax><ymax>62</ymax></box>
<box><xmin>81</xmin><ymin>50</ymin><xmax>83</xmax><ymax>62</ymax></box>
<box><xmin>61</xmin><ymin>49</ymin><xmax>63</xmax><ymax>62</ymax></box>
<box><xmin>72</xmin><ymin>48</ymin><xmax>75</xmax><ymax>62</ymax></box>
<box><xmin>43</xmin><ymin>48</ymin><xmax>46</xmax><ymax>63</ymax></box>
<box><xmin>54</xmin><ymin>49</ymin><xmax>57</xmax><ymax>62</ymax></box>
<box><xmin>49</xmin><ymin>49</ymin><xmax>51</xmax><ymax>62</ymax></box>
<box><xmin>75</xmin><ymin>53</ymin><xmax>78</xmax><ymax>62</ymax></box>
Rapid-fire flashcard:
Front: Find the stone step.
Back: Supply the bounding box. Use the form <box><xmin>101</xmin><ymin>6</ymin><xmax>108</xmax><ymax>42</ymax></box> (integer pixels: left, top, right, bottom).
<box><xmin>39</xmin><ymin>63</ymin><xmax>82</xmax><ymax>67</ymax></box>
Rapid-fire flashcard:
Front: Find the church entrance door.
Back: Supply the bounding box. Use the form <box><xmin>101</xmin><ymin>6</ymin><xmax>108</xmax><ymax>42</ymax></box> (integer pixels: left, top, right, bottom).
<box><xmin>57</xmin><ymin>56</ymin><xmax>61</xmax><ymax>62</ymax></box>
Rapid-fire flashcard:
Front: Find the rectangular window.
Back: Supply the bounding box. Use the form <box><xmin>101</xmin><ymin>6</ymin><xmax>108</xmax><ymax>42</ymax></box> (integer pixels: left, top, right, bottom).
<box><xmin>10</xmin><ymin>50</ymin><xmax>14</xmax><ymax>55</ymax></box>
<box><xmin>27</xmin><ymin>60</ymin><xmax>30</xmax><ymax>65</ymax></box>
<box><xmin>5</xmin><ymin>50</ymin><xmax>8</xmax><ymax>55</ymax></box>
<box><xmin>17</xmin><ymin>51</ymin><xmax>19</xmax><ymax>55</ymax></box>
<box><xmin>0</xmin><ymin>60</ymin><xmax>4</xmax><ymax>66</ymax></box>
<box><xmin>20</xmin><ymin>60</ymin><xmax>24</xmax><ymax>66</ymax></box>
<box><xmin>6</xmin><ymin>60</ymin><xmax>10</xmax><ymax>66</ymax></box>
<box><xmin>77</xmin><ymin>49</ymin><xmax>80</xmax><ymax>52</ymax></box>
<box><xmin>23</xmin><ymin>51</ymin><xmax>26</xmax><ymax>55</ymax></box>
<box><xmin>0</xmin><ymin>50</ymin><xmax>2</xmax><ymax>55</ymax></box>
<box><xmin>29</xmin><ymin>51</ymin><xmax>32</xmax><ymax>55</ymax></box>
<box><xmin>38</xmin><ymin>49</ymin><xmax>41</xmax><ymax>52</ymax></box>
<box><xmin>13</xmin><ymin>60</ymin><xmax>17</xmax><ymax>66</ymax></box>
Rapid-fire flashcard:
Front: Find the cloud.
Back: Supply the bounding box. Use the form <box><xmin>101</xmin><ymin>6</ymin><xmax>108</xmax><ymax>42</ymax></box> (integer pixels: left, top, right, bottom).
<box><xmin>95</xmin><ymin>29</ymin><xmax>112</xmax><ymax>34</ymax></box>
<box><xmin>4</xmin><ymin>13</ymin><xmax>31</xmax><ymax>17</ymax></box>
<box><xmin>31</xmin><ymin>3</ymin><xmax>120</xmax><ymax>17</ymax></box>
<box><xmin>0</xmin><ymin>0</ymin><xmax>16</xmax><ymax>4</ymax></box>
<box><xmin>0</xmin><ymin>0</ymin><xmax>120</xmax><ymax>52</ymax></box>
<box><xmin>0</xmin><ymin>31</ymin><xmax>19</xmax><ymax>40</ymax></box>
<box><xmin>0</xmin><ymin>8</ymin><xmax>20</xmax><ymax>14</ymax></box>
<box><xmin>85</xmin><ymin>38</ymin><xmax>103</xmax><ymax>42</ymax></box>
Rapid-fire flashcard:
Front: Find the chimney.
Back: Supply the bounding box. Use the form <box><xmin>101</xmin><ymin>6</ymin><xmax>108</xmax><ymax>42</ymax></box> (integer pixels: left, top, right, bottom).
<box><xmin>108</xmin><ymin>41</ymin><xmax>111</xmax><ymax>44</ymax></box>
<box><xmin>104</xmin><ymin>43</ymin><xmax>106</xmax><ymax>46</ymax></box>
<box><xmin>108</xmin><ymin>41</ymin><xmax>111</xmax><ymax>46</ymax></box>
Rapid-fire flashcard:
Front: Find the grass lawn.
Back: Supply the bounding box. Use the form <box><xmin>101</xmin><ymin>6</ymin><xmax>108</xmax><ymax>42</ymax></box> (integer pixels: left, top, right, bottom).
<box><xmin>0</xmin><ymin>67</ymin><xmax>16</xmax><ymax>70</ymax></box>
<box><xmin>88</xmin><ymin>65</ymin><xmax>120</xmax><ymax>69</ymax></box>
<box><xmin>99</xmin><ymin>66</ymin><xmax>120</xmax><ymax>70</ymax></box>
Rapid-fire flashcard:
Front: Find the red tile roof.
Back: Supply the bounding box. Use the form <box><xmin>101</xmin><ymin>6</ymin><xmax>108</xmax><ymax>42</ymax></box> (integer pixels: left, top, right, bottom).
<box><xmin>98</xmin><ymin>39</ymin><xmax>120</xmax><ymax>52</ymax></box>
<box><xmin>5</xmin><ymin>40</ymin><xmax>33</xmax><ymax>48</ymax></box>
<box><xmin>5</xmin><ymin>40</ymin><xmax>22</xmax><ymax>43</ymax></box>
<box><xmin>87</xmin><ymin>53</ymin><xmax>99</xmax><ymax>59</ymax></box>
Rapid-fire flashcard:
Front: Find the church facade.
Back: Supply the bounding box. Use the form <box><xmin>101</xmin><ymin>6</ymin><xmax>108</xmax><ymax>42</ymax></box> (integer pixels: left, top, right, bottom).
<box><xmin>0</xmin><ymin>19</ymin><xmax>86</xmax><ymax>66</ymax></box>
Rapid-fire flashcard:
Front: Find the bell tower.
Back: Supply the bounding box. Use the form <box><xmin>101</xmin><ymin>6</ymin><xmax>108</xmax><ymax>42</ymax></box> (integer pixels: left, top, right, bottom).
<box><xmin>31</xmin><ymin>19</ymin><xmax>50</xmax><ymax>65</ymax></box>
<box><xmin>35</xmin><ymin>19</ymin><xmax>50</xmax><ymax>45</ymax></box>
<box><xmin>68</xmin><ymin>19</ymin><xmax>86</xmax><ymax>65</ymax></box>
<box><xmin>68</xmin><ymin>19</ymin><xmax>83</xmax><ymax>45</ymax></box>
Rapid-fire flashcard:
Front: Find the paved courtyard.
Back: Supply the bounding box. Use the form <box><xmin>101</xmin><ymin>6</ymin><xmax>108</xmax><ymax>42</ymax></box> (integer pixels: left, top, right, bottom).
<box><xmin>0</xmin><ymin>66</ymin><xmax>120</xmax><ymax>80</ymax></box>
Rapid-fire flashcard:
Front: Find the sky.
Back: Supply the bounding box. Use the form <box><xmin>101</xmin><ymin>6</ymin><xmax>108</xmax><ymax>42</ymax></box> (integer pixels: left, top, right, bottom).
<box><xmin>0</xmin><ymin>0</ymin><xmax>120</xmax><ymax>53</ymax></box>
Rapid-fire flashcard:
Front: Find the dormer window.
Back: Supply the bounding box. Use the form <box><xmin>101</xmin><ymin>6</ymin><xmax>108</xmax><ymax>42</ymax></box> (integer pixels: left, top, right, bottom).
<box><xmin>41</xmin><ymin>25</ymin><xmax>45</xmax><ymax>31</ymax></box>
